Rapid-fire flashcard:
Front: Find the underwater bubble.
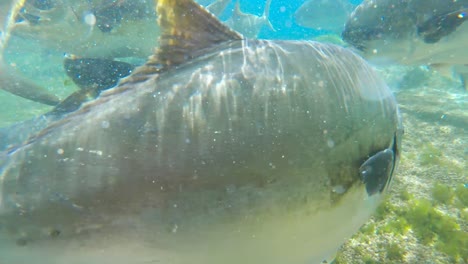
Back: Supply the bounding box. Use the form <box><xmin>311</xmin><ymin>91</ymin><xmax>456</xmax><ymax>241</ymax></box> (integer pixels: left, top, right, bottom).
<box><xmin>101</xmin><ymin>120</ymin><xmax>110</xmax><ymax>129</ymax></box>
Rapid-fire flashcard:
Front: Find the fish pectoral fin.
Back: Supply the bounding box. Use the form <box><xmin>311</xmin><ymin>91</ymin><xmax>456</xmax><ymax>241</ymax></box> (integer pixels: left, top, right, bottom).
<box><xmin>128</xmin><ymin>0</ymin><xmax>243</xmax><ymax>80</ymax></box>
<box><xmin>50</xmin><ymin>89</ymin><xmax>98</xmax><ymax>115</ymax></box>
<box><xmin>417</xmin><ymin>8</ymin><xmax>468</xmax><ymax>43</ymax></box>
<box><xmin>359</xmin><ymin>149</ymin><xmax>395</xmax><ymax>196</ymax></box>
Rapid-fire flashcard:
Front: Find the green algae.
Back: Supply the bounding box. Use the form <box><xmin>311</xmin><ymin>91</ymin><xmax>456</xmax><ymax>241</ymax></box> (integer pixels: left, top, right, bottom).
<box><xmin>432</xmin><ymin>183</ymin><xmax>455</xmax><ymax>205</ymax></box>
<box><xmin>455</xmin><ymin>184</ymin><xmax>468</xmax><ymax>207</ymax></box>
<box><xmin>419</xmin><ymin>143</ymin><xmax>444</xmax><ymax>166</ymax></box>
<box><xmin>385</xmin><ymin>243</ymin><xmax>405</xmax><ymax>262</ymax></box>
<box><xmin>360</xmin><ymin>182</ymin><xmax>467</xmax><ymax>262</ymax></box>
<box><xmin>403</xmin><ymin>199</ymin><xmax>467</xmax><ymax>261</ymax></box>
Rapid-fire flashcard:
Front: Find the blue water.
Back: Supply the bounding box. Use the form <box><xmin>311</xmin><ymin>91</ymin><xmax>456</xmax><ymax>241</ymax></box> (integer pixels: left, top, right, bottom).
<box><xmin>226</xmin><ymin>0</ymin><xmax>318</xmax><ymax>39</ymax></box>
<box><xmin>215</xmin><ymin>0</ymin><xmax>362</xmax><ymax>39</ymax></box>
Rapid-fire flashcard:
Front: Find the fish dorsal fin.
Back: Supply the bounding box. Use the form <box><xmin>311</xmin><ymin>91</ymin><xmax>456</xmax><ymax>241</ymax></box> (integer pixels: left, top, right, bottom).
<box><xmin>130</xmin><ymin>0</ymin><xmax>243</xmax><ymax>80</ymax></box>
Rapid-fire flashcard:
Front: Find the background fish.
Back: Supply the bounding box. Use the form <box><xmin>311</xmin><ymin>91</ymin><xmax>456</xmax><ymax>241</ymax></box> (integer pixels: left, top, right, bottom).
<box><xmin>342</xmin><ymin>0</ymin><xmax>468</xmax><ymax>90</ymax></box>
<box><xmin>205</xmin><ymin>0</ymin><xmax>232</xmax><ymax>17</ymax></box>
<box><xmin>295</xmin><ymin>0</ymin><xmax>356</xmax><ymax>33</ymax></box>
<box><xmin>0</xmin><ymin>0</ymin><xmax>402</xmax><ymax>263</ymax></box>
<box><xmin>9</xmin><ymin>0</ymin><xmax>160</xmax><ymax>59</ymax></box>
<box><xmin>225</xmin><ymin>0</ymin><xmax>274</xmax><ymax>38</ymax></box>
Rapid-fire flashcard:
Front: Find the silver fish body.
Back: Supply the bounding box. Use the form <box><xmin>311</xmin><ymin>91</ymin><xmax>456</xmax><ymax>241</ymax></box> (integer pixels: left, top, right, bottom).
<box><xmin>0</xmin><ymin>38</ymin><xmax>402</xmax><ymax>263</ymax></box>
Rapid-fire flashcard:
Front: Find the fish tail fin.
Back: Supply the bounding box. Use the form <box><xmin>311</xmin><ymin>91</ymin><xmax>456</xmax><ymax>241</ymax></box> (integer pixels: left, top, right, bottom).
<box><xmin>262</xmin><ymin>0</ymin><xmax>275</xmax><ymax>31</ymax></box>
<box><xmin>234</xmin><ymin>0</ymin><xmax>241</xmax><ymax>16</ymax></box>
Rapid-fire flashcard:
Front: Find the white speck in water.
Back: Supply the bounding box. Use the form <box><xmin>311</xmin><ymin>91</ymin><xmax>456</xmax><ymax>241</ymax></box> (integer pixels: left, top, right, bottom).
<box><xmin>185</xmin><ymin>138</ymin><xmax>191</xmax><ymax>144</ymax></box>
<box><xmin>83</xmin><ymin>13</ymin><xmax>96</xmax><ymax>26</ymax></box>
<box><xmin>89</xmin><ymin>150</ymin><xmax>103</xmax><ymax>156</ymax></box>
<box><xmin>76</xmin><ymin>147</ymin><xmax>84</xmax><ymax>151</ymax></box>
<box><xmin>280</xmin><ymin>6</ymin><xmax>286</xmax><ymax>12</ymax></box>
<box><xmin>269</xmin><ymin>162</ymin><xmax>276</xmax><ymax>169</ymax></box>
<box><xmin>327</xmin><ymin>139</ymin><xmax>335</xmax><ymax>148</ymax></box>
<box><xmin>171</xmin><ymin>224</ymin><xmax>178</xmax><ymax>233</ymax></box>
<box><xmin>173</xmin><ymin>204</ymin><xmax>178</xmax><ymax>208</ymax></box>
<box><xmin>57</xmin><ymin>148</ymin><xmax>64</xmax><ymax>155</ymax></box>
<box><xmin>332</xmin><ymin>185</ymin><xmax>346</xmax><ymax>194</ymax></box>
<box><xmin>226</xmin><ymin>184</ymin><xmax>236</xmax><ymax>194</ymax></box>
<box><xmin>372</xmin><ymin>49</ymin><xmax>378</xmax><ymax>54</ymax></box>
<box><xmin>101</xmin><ymin>120</ymin><xmax>110</xmax><ymax>129</ymax></box>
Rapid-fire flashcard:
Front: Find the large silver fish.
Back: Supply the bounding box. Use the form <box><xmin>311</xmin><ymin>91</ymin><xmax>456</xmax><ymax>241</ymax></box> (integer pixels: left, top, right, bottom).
<box><xmin>0</xmin><ymin>0</ymin><xmax>403</xmax><ymax>263</ymax></box>
<box><xmin>342</xmin><ymin>0</ymin><xmax>468</xmax><ymax>89</ymax></box>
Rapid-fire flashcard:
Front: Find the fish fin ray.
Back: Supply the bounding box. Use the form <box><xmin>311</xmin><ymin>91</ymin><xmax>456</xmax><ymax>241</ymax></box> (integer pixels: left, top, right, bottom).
<box><xmin>128</xmin><ymin>0</ymin><xmax>243</xmax><ymax>80</ymax></box>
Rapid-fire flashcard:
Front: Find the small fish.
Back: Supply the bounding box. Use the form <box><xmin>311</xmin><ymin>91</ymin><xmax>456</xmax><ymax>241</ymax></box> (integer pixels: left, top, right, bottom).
<box><xmin>205</xmin><ymin>0</ymin><xmax>232</xmax><ymax>17</ymax></box>
<box><xmin>295</xmin><ymin>0</ymin><xmax>355</xmax><ymax>33</ymax></box>
<box><xmin>225</xmin><ymin>0</ymin><xmax>274</xmax><ymax>38</ymax></box>
<box><xmin>0</xmin><ymin>0</ymin><xmax>402</xmax><ymax>263</ymax></box>
<box><xmin>342</xmin><ymin>0</ymin><xmax>468</xmax><ymax>90</ymax></box>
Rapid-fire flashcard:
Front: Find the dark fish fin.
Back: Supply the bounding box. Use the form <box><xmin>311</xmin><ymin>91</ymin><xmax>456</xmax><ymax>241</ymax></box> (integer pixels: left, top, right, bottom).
<box><xmin>50</xmin><ymin>89</ymin><xmax>98</xmax><ymax>115</ymax></box>
<box><xmin>58</xmin><ymin>56</ymin><xmax>134</xmax><ymax>114</ymax></box>
<box><xmin>359</xmin><ymin>149</ymin><xmax>395</xmax><ymax>196</ymax></box>
<box><xmin>417</xmin><ymin>9</ymin><xmax>468</xmax><ymax>43</ymax></box>
<box><xmin>127</xmin><ymin>0</ymin><xmax>243</xmax><ymax>81</ymax></box>
<box><xmin>64</xmin><ymin>56</ymin><xmax>134</xmax><ymax>91</ymax></box>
